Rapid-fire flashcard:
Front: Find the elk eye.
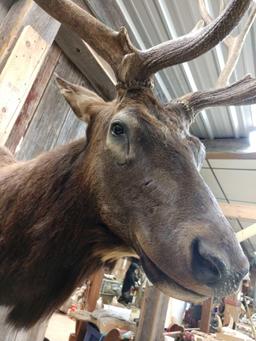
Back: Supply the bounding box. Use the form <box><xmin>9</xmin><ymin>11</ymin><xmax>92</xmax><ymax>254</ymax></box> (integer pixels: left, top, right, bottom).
<box><xmin>111</xmin><ymin>122</ymin><xmax>125</xmax><ymax>136</ymax></box>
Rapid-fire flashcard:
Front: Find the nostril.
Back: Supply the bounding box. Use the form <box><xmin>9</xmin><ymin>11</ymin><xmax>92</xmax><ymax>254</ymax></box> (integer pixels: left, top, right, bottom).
<box><xmin>191</xmin><ymin>239</ymin><xmax>227</xmax><ymax>286</ymax></box>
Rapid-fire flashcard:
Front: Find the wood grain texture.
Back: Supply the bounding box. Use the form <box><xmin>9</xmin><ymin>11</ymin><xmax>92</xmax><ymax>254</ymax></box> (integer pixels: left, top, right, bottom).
<box><xmin>0</xmin><ymin>0</ymin><xmax>16</xmax><ymax>21</ymax></box>
<box><xmin>0</xmin><ymin>25</ymin><xmax>48</xmax><ymax>145</ymax></box>
<box><xmin>200</xmin><ymin>297</ymin><xmax>213</xmax><ymax>334</ymax></box>
<box><xmin>220</xmin><ymin>202</ymin><xmax>256</xmax><ymax>220</ymax></box>
<box><xmin>16</xmin><ymin>53</ymin><xmax>90</xmax><ymax>160</ymax></box>
<box><xmin>0</xmin><ymin>0</ymin><xmax>60</xmax><ymax>73</ymax></box>
<box><xmin>0</xmin><ymin>0</ymin><xmax>33</xmax><ymax>71</ymax></box>
<box><xmin>135</xmin><ymin>285</ymin><xmax>168</xmax><ymax>341</ymax></box>
<box><xmin>5</xmin><ymin>43</ymin><xmax>61</xmax><ymax>153</ymax></box>
<box><xmin>207</xmin><ymin>151</ymin><xmax>256</xmax><ymax>160</ymax></box>
<box><xmin>56</xmin><ymin>25</ymin><xmax>116</xmax><ymax>101</ymax></box>
<box><xmin>237</xmin><ymin>223</ymin><xmax>256</xmax><ymax>242</ymax></box>
<box><xmin>86</xmin><ymin>269</ymin><xmax>104</xmax><ymax>312</ymax></box>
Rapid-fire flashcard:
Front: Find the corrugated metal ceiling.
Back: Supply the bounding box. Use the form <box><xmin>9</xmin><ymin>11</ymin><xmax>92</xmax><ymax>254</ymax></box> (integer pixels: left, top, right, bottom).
<box><xmin>116</xmin><ymin>0</ymin><xmax>256</xmax><ymax>139</ymax></box>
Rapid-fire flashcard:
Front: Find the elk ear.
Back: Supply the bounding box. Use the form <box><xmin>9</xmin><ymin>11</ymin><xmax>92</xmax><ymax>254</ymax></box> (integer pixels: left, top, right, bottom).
<box><xmin>55</xmin><ymin>75</ymin><xmax>106</xmax><ymax>124</ymax></box>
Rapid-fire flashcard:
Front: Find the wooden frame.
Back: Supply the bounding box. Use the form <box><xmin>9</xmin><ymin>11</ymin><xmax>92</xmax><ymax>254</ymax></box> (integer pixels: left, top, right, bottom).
<box><xmin>204</xmin><ymin>138</ymin><xmax>256</xmax><ymax>160</ymax></box>
<box><xmin>220</xmin><ymin>202</ymin><xmax>256</xmax><ymax>221</ymax></box>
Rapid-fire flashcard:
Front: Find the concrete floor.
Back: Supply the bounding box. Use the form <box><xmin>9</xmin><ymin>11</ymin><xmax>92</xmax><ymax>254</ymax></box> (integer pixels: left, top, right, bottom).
<box><xmin>45</xmin><ymin>312</ymin><xmax>76</xmax><ymax>341</ymax></box>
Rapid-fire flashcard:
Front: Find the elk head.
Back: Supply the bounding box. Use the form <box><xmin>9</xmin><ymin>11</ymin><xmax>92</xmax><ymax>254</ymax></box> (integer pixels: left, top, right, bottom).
<box><xmin>34</xmin><ymin>0</ymin><xmax>255</xmax><ymax>302</ymax></box>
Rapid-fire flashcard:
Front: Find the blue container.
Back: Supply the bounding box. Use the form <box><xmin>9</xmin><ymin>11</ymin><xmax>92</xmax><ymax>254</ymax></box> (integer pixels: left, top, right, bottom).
<box><xmin>83</xmin><ymin>323</ymin><xmax>104</xmax><ymax>341</ymax></box>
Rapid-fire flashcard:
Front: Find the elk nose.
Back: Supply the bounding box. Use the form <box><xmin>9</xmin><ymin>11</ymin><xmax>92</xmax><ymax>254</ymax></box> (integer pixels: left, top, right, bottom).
<box><xmin>191</xmin><ymin>238</ymin><xmax>227</xmax><ymax>286</ymax></box>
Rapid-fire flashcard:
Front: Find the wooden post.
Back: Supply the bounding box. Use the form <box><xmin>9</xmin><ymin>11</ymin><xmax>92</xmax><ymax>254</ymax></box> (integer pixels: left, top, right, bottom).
<box><xmin>87</xmin><ymin>268</ymin><xmax>105</xmax><ymax>312</ymax></box>
<box><xmin>135</xmin><ymin>285</ymin><xmax>169</xmax><ymax>341</ymax></box>
<box><xmin>200</xmin><ymin>297</ymin><xmax>213</xmax><ymax>333</ymax></box>
<box><xmin>71</xmin><ymin>268</ymin><xmax>105</xmax><ymax>341</ymax></box>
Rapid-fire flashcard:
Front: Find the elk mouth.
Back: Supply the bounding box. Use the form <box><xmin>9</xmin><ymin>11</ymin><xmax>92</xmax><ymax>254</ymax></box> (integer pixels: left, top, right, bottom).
<box><xmin>139</xmin><ymin>249</ymin><xmax>207</xmax><ymax>302</ymax></box>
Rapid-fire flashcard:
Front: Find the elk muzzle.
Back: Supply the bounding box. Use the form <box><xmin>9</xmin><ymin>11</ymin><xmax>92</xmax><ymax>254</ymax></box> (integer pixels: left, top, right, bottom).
<box><xmin>191</xmin><ymin>237</ymin><xmax>249</xmax><ymax>296</ymax></box>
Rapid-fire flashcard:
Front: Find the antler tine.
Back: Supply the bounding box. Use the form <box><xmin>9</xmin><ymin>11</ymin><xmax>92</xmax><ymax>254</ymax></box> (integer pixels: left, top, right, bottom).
<box><xmin>34</xmin><ymin>0</ymin><xmax>251</xmax><ymax>85</ymax></box>
<box><xmin>217</xmin><ymin>1</ymin><xmax>256</xmax><ymax>87</ymax></box>
<box><xmin>198</xmin><ymin>0</ymin><xmax>213</xmax><ymax>25</ymax></box>
<box><xmin>33</xmin><ymin>0</ymin><xmax>136</xmax><ymax>78</ymax></box>
<box><xmin>125</xmin><ymin>0</ymin><xmax>251</xmax><ymax>82</ymax></box>
<box><xmin>197</xmin><ymin>0</ymin><xmax>256</xmax><ymax>87</ymax></box>
<box><xmin>178</xmin><ymin>75</ymin><xmax>256</xmax><ymax>115</ymax></box>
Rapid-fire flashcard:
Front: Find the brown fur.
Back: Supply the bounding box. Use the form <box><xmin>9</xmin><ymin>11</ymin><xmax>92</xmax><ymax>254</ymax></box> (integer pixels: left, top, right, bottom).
<box><xmin>0</xmin><ymin>87</ymin><xmax>248</xmax><ymax>329</ymax></box>
<box><xmin>0</xmin><ymin>140</ymin><xmax>131</xmax><ymax>328</ymax></box>
<box><xmin>0</xmin><ymin>147</ymin><xmax>16</xmax><ymax>168</ymax></box>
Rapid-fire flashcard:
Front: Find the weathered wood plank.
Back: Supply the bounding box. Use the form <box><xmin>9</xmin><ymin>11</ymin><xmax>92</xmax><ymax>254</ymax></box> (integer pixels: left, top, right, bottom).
<box><xmin>0</xmin><ymin>0</ymin><xmax>16</xmax><ymax>21</ymax></box>
<box><xmin>0</xmin><ymin>25</ymin><xmax>49</xmax><ymax>145</ymax></box>
<box><xmin>56</xmin><ymin>25</ymin><xmax>116</xmax><ymax>101</ymax></box>
<box><xmin>200</xmin><ymin>297</ymin><xmax>213</xmax><ymax>333</ymax></box>
<box><xmin>6</xmin><ymin>43</ymin><xmax>62</xmax><ymax>154</ymax></box>
<box><xmin>236</xmin><ymin>223</ymin><xmax>256</xmax><ymax>242</ymax></box>
<box><xmin>220</xmin><ymin>202</ymin><xmax>256</xmax><ymax>220</ymax></box>
<box><xmin>16</xmin><ymin>53</ymin><xmax>90</xmax><ymax>160</ymax></box>
<box><xmin>0</xmin><ymin>0</ymin><xmax>60</xmax><ymax>73</ymax></box>
<box><xmin>135</xmin><ymin>285</ymin><xmax>168</xmax><ymax>341</ymax></box>
<box><xmin>54</xmin><ymin>107</ymin><xmax>85</xmax><ymax>148</ymax></box>
<box><xmin>0</xmin><ymin>0</ymin><xmax>32</xmax><ymax>70</ymax></box>
<box><xmin>87</xmin><ymin>269</ymin><xmax>105</xmax><ymax>312</ymax></box>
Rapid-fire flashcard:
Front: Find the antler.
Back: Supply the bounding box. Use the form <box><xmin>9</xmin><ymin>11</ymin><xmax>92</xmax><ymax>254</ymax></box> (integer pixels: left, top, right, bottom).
<box><xmin>198</xmin><ymin>0</ymin><xmax>256</xmax><ymax>87</ymax></box>
<box><xmin>32</xmin><ymin>0</ymin><xmax>135</xmax><ymax>71</ymax></box>
<box><xmin>174</xmin><ymin>0</ymin><xmax>256</xmax><ymax>122</ymax></box>
<box><xmin>34</xmin><ymin>0</ymin><xmax>251</xmax><ymax>85</ymax></box>
<box><xmin>178</xmin><ymin>75</ymin><xmax>256</xmax><ymax>116</ymax></box>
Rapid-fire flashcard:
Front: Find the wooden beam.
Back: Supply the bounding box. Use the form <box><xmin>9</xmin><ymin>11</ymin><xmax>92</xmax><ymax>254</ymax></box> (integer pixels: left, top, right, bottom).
<box><xmin>200</xmin><ymin>297</ymin><xmax>213</xmax><ymax>333</ymax></box>
<box><xmin>0</xmin><ymin>25</ymin><xmax>49</xmax><ymax>145</ymax></box>
<box><xmin>236</xmin><ymin>223</ymin><xmax>256</xmax><ymax>242</ymax></box>
<box><xmin>70</xmin><ymin>268</ymin><xmax>105</xmax><ymax>341</ymax></box>
<box><xmin>86</xmin><ymin>268</ymin><xmax>104</xmax><ymax>312</ymax></box>
<box><xmin>207</xmin><ymin>151</ymin><xmax>256</xmax><ymax>160</ymax></box>
<box><xmin>219</xmin><ymin>202</ymin><xmax>256</xmax><ymax>220</ymax></box>
<box><xmin>56</xmin><ymin>25</ymin><xmax>116</xmax><ymax>101</ymax></box>
<box><xmin>55</xmin><ymin>0</ymin><xmax>117</xmax><ymax>100</ymax></box>
<box><xmin>135</xmin><ymin>285</ymin><xmax>169</xmax><ymax>341</ymax></box>
<box><xmin>203</xmin><ymin>138</ymin><xmax>256</xmax><ymax>160</ymax></box>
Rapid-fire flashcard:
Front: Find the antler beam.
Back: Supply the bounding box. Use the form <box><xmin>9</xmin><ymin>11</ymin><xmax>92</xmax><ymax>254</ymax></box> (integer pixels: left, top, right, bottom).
<box><xmin>32</xmin><ymin>0</ymin><xmax>136</xmax><ymax>75</ymax></box>
<box><xmin>179</xmin><ymin>75</ymin><xmax>256</xmax><ymax>114</ymax></box>
<box><xmin>129</xmin><ymin>0</ymin><xmax>252</xmax><ymax>82</ymax></box>
<box><xmin>33</xmin><ymin>0</ymin><xmax>251</xmax><ymax>84</ymax></box>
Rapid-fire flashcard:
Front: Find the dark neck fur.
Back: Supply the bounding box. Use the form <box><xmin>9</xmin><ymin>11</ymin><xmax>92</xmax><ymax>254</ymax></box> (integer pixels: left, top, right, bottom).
<box><xmin>0</xmin><ymin>140</ymin><xmax>121</xmax><ymax>328</ymax></box>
